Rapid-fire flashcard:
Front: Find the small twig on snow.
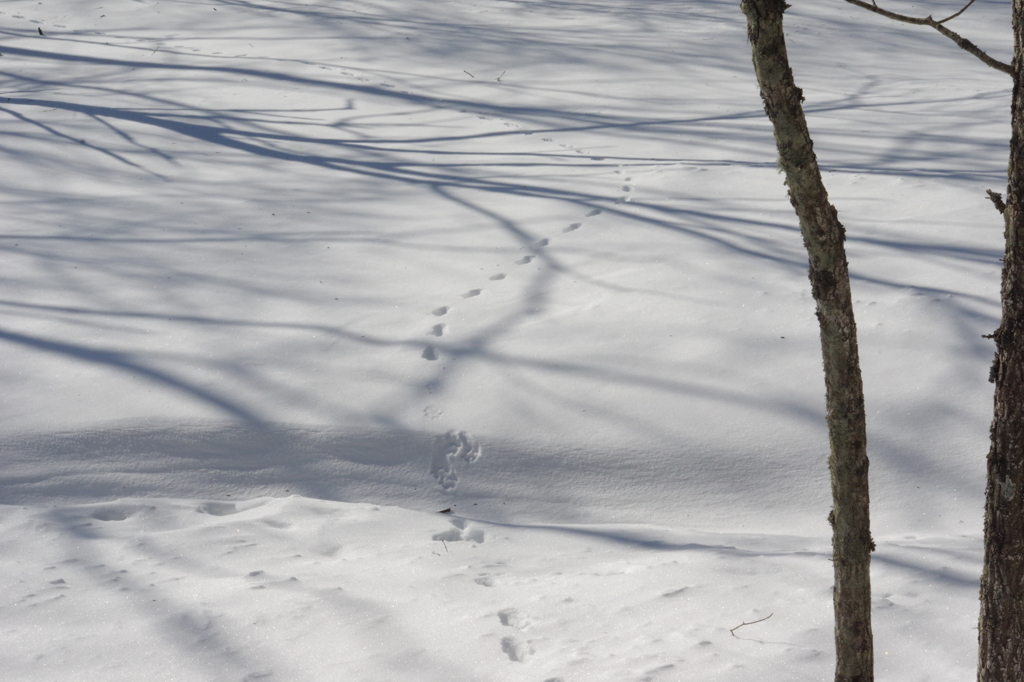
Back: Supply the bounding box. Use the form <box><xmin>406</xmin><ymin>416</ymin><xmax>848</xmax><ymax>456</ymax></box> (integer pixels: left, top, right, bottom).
<box><xmin>730</xmin><ymin>612</ymin><xmax>773</xmax><ymax>637</ymax></box>
<box><xmin>463</xmin><ymin>70</ymin><xmax>475</xmax><ymax>78</ymax></box>
<box><xmin>441</xmin><ymin>540</ymin><xmax>449</xmax><ymax>553</ymax></box>
<box><xmin>497</xmin><ymin>71</ymin><xmax>505</xmax><ymax>82</ymax></box>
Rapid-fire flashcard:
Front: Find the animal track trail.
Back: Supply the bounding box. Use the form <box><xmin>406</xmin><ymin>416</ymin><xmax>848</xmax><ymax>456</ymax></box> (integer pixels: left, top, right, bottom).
<box><xmin>415</xmin><ymin>112</ymin><xmax>614</xmax><ymax>345</ymax></box>
<box><xmin>423</xmin><ymin>308</ymin><xmax>450</xmax><ymax>359</ymax></box>
<box><xmin>495</xmin><ymin>607</ymin><xmax>535</xmax><ymax>661</ymax></box>
<box><xmin>412</xmin><ymin>110</ymin><xmax>635</xmax><ymax>476</ymax></box>
<box><xmin>615</xmin><ymin>176</ymin><xmax>634</xmax><ymax>204</ymax></box>
<box><xmin>417</xmin><ymin>163</ymin><xmax>624</xmax><ymax>362</ymax></box>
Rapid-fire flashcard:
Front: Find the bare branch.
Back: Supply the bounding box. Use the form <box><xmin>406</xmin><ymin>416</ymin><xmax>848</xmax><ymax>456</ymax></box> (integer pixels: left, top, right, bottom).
<box><xmin>843</xmin><ymin>0</ymin><xmax>1012</xmax><ymax>75</ymax></box>
<box><xmin>931</xmin><ymin>21</ymin><xmax>1014</xmax><ymax>74</ymax></box>
<box><xmin>729</xmin><ymin>612</ymin><xmax>774</xmax><ymax>637</ymax></box>
<box><xmin>845</xmin><ymin>0</ymin><xmax>930</xmax><ymax>25</ymax></box>
<box><xmin>936</xmin><ymin>0</ymin><xmax>977</xmax><ymax>25</ymax></box>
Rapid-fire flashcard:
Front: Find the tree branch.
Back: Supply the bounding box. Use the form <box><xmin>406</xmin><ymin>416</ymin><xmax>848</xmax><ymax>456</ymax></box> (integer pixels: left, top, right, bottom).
<box><xmin>846</xmin><ymin>0</ymin><xmax>930</xmax><ymax>25</ymax></box>
<box><xmin>843</xmin><ymin>0</ymin><xmax>1012</xmax><ymax>75</ymax></box>
<box><xmin>936</xmin><ymin>0</ymin><xmax>977</xmax><ymax>25</ymax></box>
<box><xmin>988</xmin><ymin>189</ymin><xmax>1007</xmax><ymax>215</ymax></box>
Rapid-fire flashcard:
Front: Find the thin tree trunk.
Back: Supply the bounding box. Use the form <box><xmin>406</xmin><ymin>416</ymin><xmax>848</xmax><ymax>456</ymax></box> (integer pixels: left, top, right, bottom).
<box><xmin>978</xmin><ymin>2</ymin><xmax>1024</xmax><ymax>679</ymax></box>
<box><xmin>740</xmin><ymin>2</ymin><xmax>874</xmax><ymax>680</ymax></box>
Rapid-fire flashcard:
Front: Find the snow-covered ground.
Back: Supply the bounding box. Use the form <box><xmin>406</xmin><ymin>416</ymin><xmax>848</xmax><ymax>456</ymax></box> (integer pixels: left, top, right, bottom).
<box><xmin>0</xmin><ymin>0</ymin><xmax>1008</xmax><ymax>679</ymax></box>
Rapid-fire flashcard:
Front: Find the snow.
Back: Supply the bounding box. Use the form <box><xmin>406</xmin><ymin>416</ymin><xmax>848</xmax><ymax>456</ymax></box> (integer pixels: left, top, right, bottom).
<box><xmin>0</xmin><ymin>0</ymin><xmax>1006</xmax><ymax>679</ymax></box>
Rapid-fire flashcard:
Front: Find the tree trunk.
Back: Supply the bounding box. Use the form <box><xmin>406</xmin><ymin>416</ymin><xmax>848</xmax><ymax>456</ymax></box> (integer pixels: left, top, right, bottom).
<box><xmin>741</xmin><ymin>2</ymin><xmax>874</xmax><ymax>680</ymax></box>
<box><xmin>978</xmin><ymin>2</ymin><xmax>1024</xmax><ymax>680</ymax></box>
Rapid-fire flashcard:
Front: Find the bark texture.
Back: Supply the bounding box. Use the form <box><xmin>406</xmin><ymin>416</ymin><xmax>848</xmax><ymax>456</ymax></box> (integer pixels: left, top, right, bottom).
<box><xmin>978</xmin><ymin>2</ymin><xmax>1024</xmax><ymax>679</ymax></box>
<box><xmin>741</xmin><ymin>2</ymin><xmax>874</xmax><ymax>681</ymax></box>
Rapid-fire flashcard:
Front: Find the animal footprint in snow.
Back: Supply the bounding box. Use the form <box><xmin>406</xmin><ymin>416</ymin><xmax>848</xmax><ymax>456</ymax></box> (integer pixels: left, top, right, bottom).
<box><xmin>430</xmin><ymin>323</ymin><xmax>447</xmax><ymax>337</ymax></box>
<box><xmin>562</xmin><ymin>223</ymin><xmax>581</xmax><ymax>233</ymax></box>
<box><xmin>430</xmin><ymin>430</ymin><xmax>482</xmax><ymax>490</ymax></box>
<box><xmin>530</xmin><ymin>238</ymin><xmax>549</xmax><ymax>249</ymax></box>
<box><xmin>497</xmin><ymin>608</ymin><xmax>534</xmax><ymax>661</ymax></box>
<box><xmin>585</xmin><ymin>209</ymin><xmax>602</xmax><ymax>217</ymax></box>
<box><xmin>432</xmin><ymin>306</ymin><xmax>449</xmax><ymax>316</ymax></box>
<box><xmin>422</xmin><ymin>346</ymin><xmax>440</xmax><ymax>361</ymax></box>
<box><xmin>515</xmin><ymin>256</ymin><xmax>534</xmax><ymax>265</ymax></box>
<box><xmin>498</xmin><ymin>608</ymin><xmax>532</xmax><ymax>629</ymax></box>
<box><xmin>198</xmin><ymin>502</ymin><xmax>242</xmax><ymax>516</ymax></box>
<box><xmin>462</xmin><ymin>289</ymin><xmax>482</xmax><ymax>298</ymax></box>
<box><xmin>617</xmin><ymin>182</ymin><xmax>633</xmax><ymax>203</ymax></box>
<box><xmin>489</xmin><ymin>273</ymin><xmax>506</xmax><ymax>281</ymax></box>
<box><xmin>501</xmin><ymin>635</ymin><xmax>533</xmax><ymax>662</ymax></box>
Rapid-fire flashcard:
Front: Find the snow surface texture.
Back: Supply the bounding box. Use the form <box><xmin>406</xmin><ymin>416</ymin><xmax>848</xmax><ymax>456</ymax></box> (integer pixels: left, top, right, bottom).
<box><xmin>0</xmin><ymin>0</ymin><xmax>1005</xmax><ymax>679</ymax></box>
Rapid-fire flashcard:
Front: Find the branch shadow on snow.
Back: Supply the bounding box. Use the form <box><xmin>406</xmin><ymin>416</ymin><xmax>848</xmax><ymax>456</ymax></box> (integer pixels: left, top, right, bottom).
<box><xmin>0</xmin><ymin>34</ymin><xmax>826</xmax><ymax>434</ymax></box>
<box><xmin>0</xmin><ymin>0</ymin><xmax>1004</xmax><ymax>517</ymax></box>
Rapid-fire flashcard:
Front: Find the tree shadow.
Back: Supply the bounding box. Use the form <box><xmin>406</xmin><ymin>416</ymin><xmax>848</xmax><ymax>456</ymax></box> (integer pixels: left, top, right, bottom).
<box><xmin>0</xmin><ymin>0</ymin><xmax>1004</xmax><ymax>518</ymax></box>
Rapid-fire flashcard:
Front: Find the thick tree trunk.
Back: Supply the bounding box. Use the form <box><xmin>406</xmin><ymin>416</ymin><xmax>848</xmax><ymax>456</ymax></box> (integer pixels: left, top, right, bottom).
<box><xmin>978</xmin><ymin>2</ymin><xmax>1024</xmax><ymax>680</ymax></box>
<box><xmin>741</xmin><ymin>2</ymin><xmax>874</xmax><ymax>681</ymax></box>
